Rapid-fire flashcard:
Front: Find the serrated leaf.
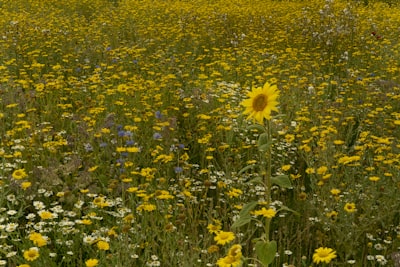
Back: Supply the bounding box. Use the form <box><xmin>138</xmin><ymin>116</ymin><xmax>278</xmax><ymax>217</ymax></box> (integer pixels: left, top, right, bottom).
<box><xmin>238</xmin><ymin>164</ymin><xmax>257</xmax><ymax>175</ymax></box>
<box><xmin>231</xmin><ymin>215</ymin><xmax>252</xmax><ymax>229</ymax></box>
<box><xmin>258</xmin><ymin>133</ymin><xmax>269</xmax><ymax>147</ymax></box>
<box><xmin>246</xmin><ymin>124</ymin><xmax>265</xmax><ymax>132</ymax></box>
<box><xmin>255</xmin><ymin>240</ymin><xmax>277</xmax><ymax>266</ymax></box>
<box><xmin>271</xmin><ymin>175</ymin><xmax>292</xmax><ymax>188</ymax></box>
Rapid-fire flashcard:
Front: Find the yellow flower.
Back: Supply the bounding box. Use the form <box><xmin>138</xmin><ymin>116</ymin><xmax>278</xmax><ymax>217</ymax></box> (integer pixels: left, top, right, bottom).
<box><xmin>344</xmin><ymin>202</ymin><xmax>357</xmax><ymax>213</ymax></box>
<box><xmin>312</xmin><ymin>247</ymin><xmax>337</xmax><ymax>264</ymax></box>
<box><xmin>123</xmin><ymin>214</ymin><xmax>134</xmax><ymax>223</ymax></box>
<box><xmin>80</xmin><ymin>189</ymin><xmax>89</xmax><ymax>194</ymax></box>
<box><xmin>93</xmin><ymin>197</ymin><xmax>109</xmax><ymax>208</ymax></box>
<box><xmin>281</xmin><ymin>164</ymin><xmax>291</xmax><ymax>171</ymax></box>
<box><xmin>369</xmin><ymin>176</ymin><xmax>380</xmax><ymax>182</ymax></box>
<box><xmin>29</xmin><ymin>232</ymin><xmax>47</xmax><ymax>247</ymax></box>
<box><xmin>97</xmin><ymin>240</ymin><xmax>110</xmax><ymax>251</ymax></box>
<box><xmin>316</xmin><ymin>166</ymin><xmax>328</xmax><ymax>175</ymax></box>
<box><xmin>136</xmin><ymin>203</ymin><xmax>156</xmax><ymax>212</ymax></box>
<box><xmin>330</xmin><ymin>188</ymin><xmax>341</xmax><ymax>196</ymax></box>
<box><xmin>21</xmin><ymin>181</ymin><xmax>32</xmax><ymax>190</ymax></box>
<box><xmin>253</xmin><ymin>207</ymin><xmax>277</xmax><ymax>218</ymax></box>
<box><xmin>338</xmin><ymin>155</ymin><xmax>360</xmax><ymax>165</ymax></box>
<box><xmin>207</xmin><ymin>220</ymin><xmax>222</xmax><ymax>234</ymax></box>
<box><xmin>241</xmin><ymin>82</ymin><xmax>279</xmax><ymax>124</ymax></box>
<box><xmin>126</xmin><ymin>187</ymin><xmax>138</xmax><ymax>193</ymax></box>
<box><xmin>108</xmin><ymin>227</ymin><xmax>118</xmax><ymax>237</ymax></box>
<box><xmin>326</xmin><ymin>210</ymin><xmax>338</xmax><ymax>221</ymax></box>
<box><xmin>17</xmin><ymin>264</ymin><xmax>31</xmax><ymax>267</ymax></box>
<box><xmin>227</xmin><ymin>244</ymin><xmax>242</xmax><ymax>260</ymax></box>
<box><xmin>38</xmin><ymin>210</ymin><xmax>54</xmax><ymax>220</ymax></box>
<box><xmin>88</xmin><ymin>166</ymin><xmax>99</xmax><ymax>172</ymax></box>
<box><xmin>85</xmin><ymin>258</ymin><xmax>99</xmax><ymax>267</ymax></box>
<box><xmin>227</xmin><ymin>188</ymin><xmax>243</xmax><ymax>198</ymax></box>
<box><xmin>207</xmin><ymin>245</ymin><xmax>220</xmax><ymax>253</ymax></box>
<box><xmin>126</xmin><ymin>146</ymin><xmax>140</xmax><ymax>153</ymax></box>
<box><xmin>217</xmin><ymin>254</ymin><xmax>242</xmax><ymax>267</ymax></box>
<box><xmin>23</xmin><ymin>247</ymin><xmax>40</xmax><ymax>262</ymax></box>
<box><xmin>12</xmin><ymin>168</ymin><xmax>28</xmax><ymax>180</ymax></box>
<box><xmin>214</xmin><ymin>231</ymin><xmax>235</xmax><ymax>245</ymax></box>
<box><xmin>333</xmin><ymin>140</ymin><xmax>345</xmax><ymax>145</ymax></box>
<box><xmin>80</xmin><ymin>219</ymin><xmax>92</xmax><ymax>225</ymax></box>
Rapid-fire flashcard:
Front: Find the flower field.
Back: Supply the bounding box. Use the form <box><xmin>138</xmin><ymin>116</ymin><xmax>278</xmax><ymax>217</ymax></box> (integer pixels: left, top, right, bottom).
<box><xmin>1</xmin><ymin>0</ymin><xmax>400</xmax><ymax>266</ymax></box>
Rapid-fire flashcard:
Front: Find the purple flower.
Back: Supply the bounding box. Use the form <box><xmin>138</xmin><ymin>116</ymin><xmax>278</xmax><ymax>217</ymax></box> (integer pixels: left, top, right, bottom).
<box><xmin>126</xmin><ymin>140</ymin><xmax>135</xmax><ymax>146</ymax></box>
<box><xmin>153</xmin><ymin>133</ymin><xmax>162</xmax><ymax>140</ymax></box>
<box><xmin>99</xmin><ymin>142</ymin><xmax>108</xmax><ymax>148</ymax></box>
<box><xmin>174</xmin><ymin>166</ymin><xmax>183</xmax><ymax>173</ymax></box>
<box><xmin>155</xmin><ymin>111</ymin><xmax>162</xmax><ymax>119</ymax></box>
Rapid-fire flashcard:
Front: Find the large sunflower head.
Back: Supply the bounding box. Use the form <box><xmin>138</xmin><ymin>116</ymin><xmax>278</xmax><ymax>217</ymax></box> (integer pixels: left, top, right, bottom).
<box><xmin>241</xmin><ymin>82</ymin><xmax>279</xmax><ymax>124</ymax></box>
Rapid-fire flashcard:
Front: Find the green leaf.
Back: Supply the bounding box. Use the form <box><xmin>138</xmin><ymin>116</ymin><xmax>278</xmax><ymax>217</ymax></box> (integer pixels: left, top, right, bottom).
<box><xmin>246</xmin><ymin>177</ymin><xmax>264</xmax><ymax>185</ymax></box>
<box><xmin>258</xmin><ymin>141</ymin><xmax>272</xmax><ymax>152</ymax></box>
<box><xmin>239</xmin><ymin>201</ymin><xmax>258</xmax><ymax>217</ymax></box>
<box><xmin>247</xmin><ymin>124</ymin><xmax>265</xmax><ymax>132</ymax></box>
<box><xmin>255</xmin><ymin>240</ymin><xmax>277</xmax><ymax>266</ymax></box>
<box><xmin>238</xmin><ymin>164</ymin><xmax>257</xmax><ymax>175</ymax></box>
<box><xmin>270</xmin><ymin>175</ymin><xmax>292</xmax><ymax>188</ymax></box>
<box><xmin>279</xmin><ymin>205</ymin><xmax>300</xmax><ymax>216</ymax></box>
<box><xmin>232</xmin><ymin>201</ymin><xmax>258</xmax><ymax>229</ymax></box>
<box><xmin>258</xmin><ymin>133</ymin><xmax>269</xmax><ymax>147</ymax></box>
<box><xmin>231</xmin><ymin>215</ymin><xmax>252</xmax><ymax>229</ymax></box>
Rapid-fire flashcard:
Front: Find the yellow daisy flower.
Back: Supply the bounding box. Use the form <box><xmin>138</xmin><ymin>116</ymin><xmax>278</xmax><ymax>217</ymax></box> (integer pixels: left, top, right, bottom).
<box><xmin>312</xmin><ymin>247</ymin><xmax>337</xmax><ymax>264</ymax></box>
<box><xmin>85</xmin><ymin>258</ymin><xmax>99</xmax><ymax>267</ymax></box>
<box><xmin>12</xmin><ymin>168</ymin><xmax>28</xmax><ymax>180</ymax></box>
<box><xmin>241</xmin><ymin>82</ymin><xmax>279</xmax><ymax>124</ymax></box>
<box><xmin>253</xmin><ymin>207</ymin><xmax>277</xmax><ymax>218</ymax></box>
<box><xmin>216</xmin><ymin>255</ymin><xmax>242</xmax><ymax>267</ymax></box>
<box><xmin>96</xmin><ymin>240</ymin><xmax>110</xmax><ymax>251</ymax></box>
<box><xmin>214</xmin><ymin>231</ymin><xmax>235</xmax><ymax>245</ymax></box>
<box><xmin>23</xmin><ymin>247</ymin><xmax>40</xmax><ymax>262</ymax></box>
<box><xmin>344</xmin><ymin>202</ymin><xmax>357</xmax><ymax>213</ymax></box>
<box><xmin>227</xmin><ymin>244</ymin><xmax>242</xmax><ymax>260</ymax></box>
<box><xmin>29</xmin><ymin>232</ymin><xmax>47</xmax><ymax>247</ymax></box>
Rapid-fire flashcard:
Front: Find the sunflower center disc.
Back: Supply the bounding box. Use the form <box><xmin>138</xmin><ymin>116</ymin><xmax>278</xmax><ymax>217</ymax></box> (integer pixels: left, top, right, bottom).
<box><xmin>252</xmin><ymin>94</ymin><xmax>268</xmax><ymax>111</ymax></box>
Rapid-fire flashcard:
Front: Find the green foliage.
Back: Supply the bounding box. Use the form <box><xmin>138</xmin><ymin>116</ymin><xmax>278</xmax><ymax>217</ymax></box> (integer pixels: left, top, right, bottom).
<box><xmin>255</xmin><ymin>240</ymin><xmax>277</xmax><ymax>266</ymax></box>
<box><xmin>232</xmin><ymin>201</ymin><xmax>258</xmax><ymax>229</ymax></box>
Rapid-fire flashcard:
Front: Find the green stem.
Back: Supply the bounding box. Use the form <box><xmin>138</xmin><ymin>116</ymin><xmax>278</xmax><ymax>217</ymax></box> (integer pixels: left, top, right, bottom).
<box><xmin>264</xmin><ymin>120</ymin><xmax>272</xmax><ymax>247</ymax></box>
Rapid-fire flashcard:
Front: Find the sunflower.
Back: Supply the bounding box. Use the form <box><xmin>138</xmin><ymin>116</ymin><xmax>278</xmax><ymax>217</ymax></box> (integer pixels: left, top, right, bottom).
<box><xmin>241</xmin><ymin>82</ymin><xmax>279</xmax><ymax>124</ymax></box>
<box><xmin>312</xmin><ymin>247</ymin><xmax>337</xmax><ymax>264</ymax></box>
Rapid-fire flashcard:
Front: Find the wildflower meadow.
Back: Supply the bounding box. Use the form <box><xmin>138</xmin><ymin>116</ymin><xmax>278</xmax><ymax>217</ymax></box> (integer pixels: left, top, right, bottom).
<box><xmin>1</xmin><ymin>0</ymin><xmax>400</xmax><ymax>266</ymax></box>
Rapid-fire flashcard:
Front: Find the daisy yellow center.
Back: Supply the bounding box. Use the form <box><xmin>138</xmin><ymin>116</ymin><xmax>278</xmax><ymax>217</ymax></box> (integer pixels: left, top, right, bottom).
<box><xmin>318</xmin><ymin>251</ymin><xmax>330</xmax><ymax>258</ymax></box>
<box><xmin>28</xmin><ymin>251</ymin><xmax>37</xmax><ymax>257</ymax></box>
<box><xmin>252</xmin><ymin>94</ymin><xmax>268</xmax><ymax>111</ymax></box>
